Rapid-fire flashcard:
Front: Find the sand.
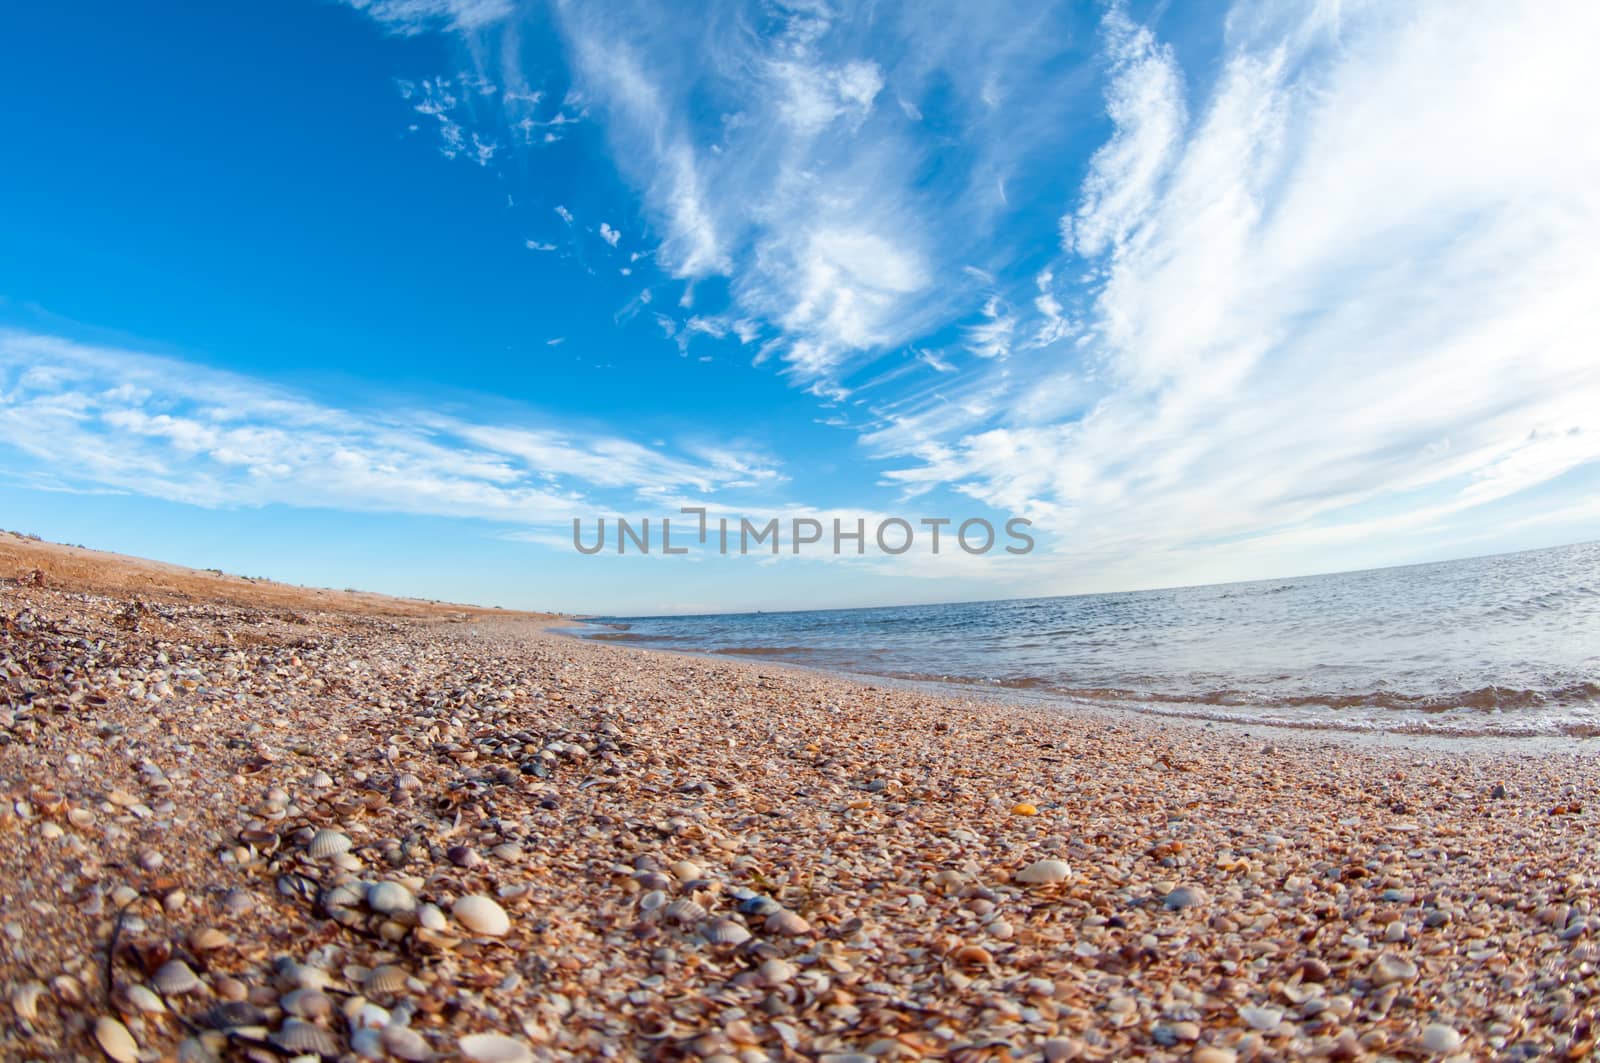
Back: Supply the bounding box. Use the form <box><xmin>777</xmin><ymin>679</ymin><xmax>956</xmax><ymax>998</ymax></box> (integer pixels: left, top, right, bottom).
<box><xmin>1</xmin><ymin>531</ymin><xmax>1596</xmax><ymax>1061</ymax></box>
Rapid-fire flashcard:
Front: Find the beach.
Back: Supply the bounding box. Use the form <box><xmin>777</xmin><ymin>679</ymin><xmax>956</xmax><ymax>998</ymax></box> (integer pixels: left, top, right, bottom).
<box><xmin>1</xmin><ymin>533</ymin><xmax>1596</xmax><ymax>1061</ymax></box>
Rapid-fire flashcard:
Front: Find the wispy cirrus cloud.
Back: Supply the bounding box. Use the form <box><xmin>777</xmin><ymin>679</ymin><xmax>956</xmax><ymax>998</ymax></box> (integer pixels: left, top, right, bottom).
<box><xmin>0</xmin><ymin>331</ymin><xmax>781</xmax><ymax>523</ymax></box>
<box><xmin>876</xmin><ymin>0</ymin><xmax>1600</xmax><ymax>588</ymax></box>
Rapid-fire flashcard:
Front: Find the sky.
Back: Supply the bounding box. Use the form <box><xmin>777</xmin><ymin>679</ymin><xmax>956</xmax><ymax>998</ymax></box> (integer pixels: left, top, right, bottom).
<box><xmin>1</xmin><ymin>0</ymin><xmax>1597</xmax><ymax>616</ymax></box>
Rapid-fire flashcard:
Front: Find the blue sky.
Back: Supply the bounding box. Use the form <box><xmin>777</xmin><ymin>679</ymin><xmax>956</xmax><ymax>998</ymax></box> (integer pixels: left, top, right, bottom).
<box><xmin>2</xmin><ymin>0</ymin><xmax>1597</xmax><ymax>615</ymax></box>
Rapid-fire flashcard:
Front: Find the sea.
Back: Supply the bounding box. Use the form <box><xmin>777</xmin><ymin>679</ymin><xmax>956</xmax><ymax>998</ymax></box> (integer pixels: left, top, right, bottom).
<box><xmin>575</xmin><ymin>541</ymin><xmax>1600</xmax><ymax>737</ymax></box>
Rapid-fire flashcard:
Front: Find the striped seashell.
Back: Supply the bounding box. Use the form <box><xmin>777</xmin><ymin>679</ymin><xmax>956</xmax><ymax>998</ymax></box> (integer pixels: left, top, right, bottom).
<box><xmin>700</xmin><ymin>918</ymin><xmax>752</xmax><ymax>946</ymax></box>
<box><xmin>364</xmin><ymin>964</ymin><xmax>410</xmax><ymax>995</ymax></box>
<box><xmin>189</xmin><ymin>927</ymin><xmax>231</xmax><ymax>952</ymax></box>
<box><xmin>153</xmin><ymin>959</ymin><xmax>203</xmax><ymax>996</ymax></box>
<box><xmin>176</xmin><ymin>1036</ymin><xmax>220</xmax><ymax>1063</ymax></box>
<box><xmin>270</xmin><ymin>1018</ymin><xmax>341</xmax><ymax>1058</ymax></box>
<box><xmin>306</xmin><ymin>829</ymin><xmax>353</xmax><ymax>859</ymax></box>
<box><xmin>664</xmin><ymin>898</ymin><xmax>706</xmax><ymax>923</ymax></box>
<box><xmin>322</xmin><ymin>882</ymin><xmax>364</xmax><ymax>909</ymax></box>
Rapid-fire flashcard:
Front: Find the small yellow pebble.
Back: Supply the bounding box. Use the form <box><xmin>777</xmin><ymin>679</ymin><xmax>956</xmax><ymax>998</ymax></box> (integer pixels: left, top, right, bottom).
<box><xmin>1011</xmin><ymin>802</ymin><xmax>1039</xmax><ymax>816</ymax></box>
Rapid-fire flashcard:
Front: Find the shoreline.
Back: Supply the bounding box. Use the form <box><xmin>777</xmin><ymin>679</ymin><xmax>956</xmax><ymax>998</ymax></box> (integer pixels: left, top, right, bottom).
<box><xmin>2</xmin><ymin>540</ymin><xmax>1598</xmax><ymax>1060</ymax></box>
<box><xmin>554</xmin><ymin>624</ymin><xmax>1600</xmax><ymax>756</ymax></box>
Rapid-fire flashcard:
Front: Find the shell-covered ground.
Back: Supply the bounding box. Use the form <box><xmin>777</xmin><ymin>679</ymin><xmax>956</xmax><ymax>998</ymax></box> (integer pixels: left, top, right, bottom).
<box><xmin>1</xmin><ymin>536</ymin><xmax>1597</xmax><ymax>1061</ymax></box>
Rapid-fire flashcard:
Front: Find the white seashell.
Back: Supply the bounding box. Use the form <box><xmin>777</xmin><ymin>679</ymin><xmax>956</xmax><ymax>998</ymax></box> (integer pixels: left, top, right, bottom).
<box><xmin>307</xmin><ymin>829</ymin><xmax>353</xmax><ymax>859</ymax></box>
<box><xmin>350</xmin><ymin>1002</ymin><xmax>391</xmax><ymax>1031</ymax></box>
<box><xmin>351</xmin><ymin>1027</ymin><xmax>385</xmax><ymax>1061</ymax></box>
<box><xmin>1239</xmin><ymin>1005</ymin><xmax>1283</xmax><ymax>1031</ymax></box>
<box><xmin>701</xmin><ymin>918</ymin><xmax>752</xmax><ymax>946</ymax></box>
<box><xmin>459</xmin><ymin>1032</ymin><xmax>534</xmax><ymax>1063</ymax></box>
<box><xmin>1421</xmin><ymin>1024</ymin><xmax>1463</xmax><ymax>1054</ymax></box>
<box><xmin>757</xmin><ymin>958</ymin><xmax>796</xmax><ymax>985</ymax></box>
<box><xmin>417</xmin><ymin>903</ymin><xmax>447</xmax><ymax>931</ymax></box>
<box><xmin>638</xmin><ymin>890</ymin><xmax>667</xmax><ymax>912</ymax></box>
<box><xmin>452</xmin><ymin>894</ymin><xmax>510</xmax><ymax>937</ymax></box>
<box><xmin>1015</xmin><ymin>859</ymin><xmax>1072</xmax><ymax>884</ymax></box>
<box><xmin>95</xmin><ymin>1016</ymin><xmax>140</xmax><ymax>1063</ymax></box>
<box><xmin>126</xmin><ymin>984</ymin><xmax>167</xmax><ymax>1013</ymax></box>
<box><xmin>153</xmin><ymin>959</ymin><xmax>203</xmax><ymax>996</ymax></box>
<box><xmin>382</xmin><ymin>1024</ymin><xmax>434</xmax><ymax>1061</ymax></box>
<box><xmin>670</xmin><ymin>860</ymin><xmax>703</xmax><ymax>881</ymax></box>
<box><xmin>366</xmin><ymin>880</ymin><xmax>416</xmax><ymax>915</ymax></box>
<box><xmin>764</xmin><ymin>909</ymin><xmax>811</xmax><ymax>936</ymax></box>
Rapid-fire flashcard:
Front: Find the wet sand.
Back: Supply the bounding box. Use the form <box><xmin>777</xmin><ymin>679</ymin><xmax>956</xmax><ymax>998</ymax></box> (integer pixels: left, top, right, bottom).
<box><xmin>1</xmin><ymin>532</ymin><xmax>1596</xmax><ymax>1061</ymax></box>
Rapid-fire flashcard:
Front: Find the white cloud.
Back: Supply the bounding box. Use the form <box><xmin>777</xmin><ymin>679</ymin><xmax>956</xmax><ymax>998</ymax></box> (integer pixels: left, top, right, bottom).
<box><xmin>0</xmin><ymin>331</ymin><xmax>782</xmax><ymax>523</ymax></box>
<box><xmin>554</xmin><ymin>205</ymin><xmax>574</xmax><ymax>224</ymax></box>
<box><xmin>882</xmin><ymin>0</ymin><xmax>1600</xmax><ymax>589</ymax></box>
<box><xmin>598</xmin><ymin>222</ymin><xmax>621</xmax><ymax>246</ymax></box>
<box><xmin>525</xmin><ymin>239</ymin><xmax>556</xmax><ymax>251</ymax></box>
<box><xmin>341</xmin><ymin>0</ymin><xmax>512</xmax><ymax>35</ymax></box>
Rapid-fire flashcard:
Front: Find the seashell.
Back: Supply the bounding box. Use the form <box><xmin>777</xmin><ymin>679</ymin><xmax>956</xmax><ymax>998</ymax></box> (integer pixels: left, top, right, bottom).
<box><xmin>271</xmin><ymin>1018</ymin><xmax>341</xmax><ymax>1057</ymax></box>
<box><xmin>670</xmin><ymin>859</ymin><xmax>703</xmax><ymax>881</ymax></box>
<box><xmin>701</xmin><ymin>918</ymin><xmax>752</xmax><ymax>946</ymax></box>
<box><xmin>281</xmin><ymin>988</ymin><xmax>334</xmax><ymax>1021</ymax></box>
<box><xmin>350</xmin><ymin>1002</ymin><xmax>392</xmax><ymax>1031</ymax></box>
<box><xmin>126</xmin><ymin>984</ymin><xmax>167</xmax><ymax>1013</ymax></box>
<box><xmin>95</xmin><ymin>1016</ymin><xmax>140</xmax><ymax>1063</ymax></box>
<box><xmin>352</xmin><ymin>1027</ymin><xmax>384</xmax><ymax>1060</ymax></box>
<box><xmin>1011</xmin><ymin>802</ymin><xmax>1039</xmax><ymax>816</ymax></box>
<box><xmin>953</xmin><ymin>944</ymin><xmax>994</xmax><ymax>967</ymax></box>
<box><xmin>764</xmin><ymin>910</ymin><xmax>812</xmax><ymax>936</ymax></box>
<box><xmin>1015</xmin><ymin>859</ymin><xmax>1072</xmax><ymax>885</ymax></box>
<box><xmin>1370</xmin><ymin>953</ymin><xmax>1419</xmax><ymax>985</ymax></box>
<box><xmin>307</xmin><ymin>829</ymin><xmax>353</xmax><ymax>859</ymax></box>
<box><xmin>237</xmin><ymin>828</ymin><xmax>279</xmax><ymax>851</ymax></box>
<box><xmin>453</xmin><ymin>894</ymin><xmax>510</xmax><ymax>937</ymax></box>
<box><xmin>757</xmin><ymin>958</ymin><xmax>795</xmax><ymax>986</ymax></box>
<box><xmin>323</xmin><ymin>882</ymin><xmax>365</xmax><ymax>909</ymax></box>
<box><xmin>417</xmin><ymin>902</ymin><xmax>447</xmax><ymax>931</ymax></box>
<box><xmin>381</xmin><ymin>1023</ymin><xmax>434</xmax><ymax>1061</ymax></box>
<box><xmin>274</xmin><ymin>958</ymin><xmax>332</xmax><ymax>992</ymax></box>
<box><xmin>459</xmin><ymin>1032</ymin><xmax>534</xmax><ymax>1063</ymax></box>
<box><xmin>153</xmin><ymin>959</ymin><xmax>203</xmax><ymax>996</ymax></box>
<box><xmin>638</xmin><ymin>890</ymin><xmax>668</xmax><ymax>912</ymax></box>
<box><xmin>222</xmin><ymin>889</ymin><xmax>255</xmax><ymax>916</ymax></box>
<box><xmin>1239</xmin><ymin>1005</ymin><xmax>1283</xmax><ymax>1031</ymax></box>
<box><xmin>367</xmin><ymin>880</ymin><xmax>417</xmax><ymax>915</ymax></box>
<box><xmin>446</xmin><ymin>845</ymin><xmax>479</xmax><ymax>868</ymax></box>
<box><xmin>10</xmin><ymin>982</ymin><xmax>45</xmax><ymax>1023</ymax></box>
<box><xmin>665</xmin><ymin>898</ymin><xmax>706</xmax><ymax>923</ymax></box>
<box><xmin>190</xmin><ymin>927</ymin><xmax>231</xmax><ymax>952</ymax></box>
<box><xmin>176</xmin><ymin>1036</ymin><xmax>221</xmax><ymax>1063</ymax></box>
<box><xmin>738</xmin><ymin>895</ymin><xmax>782</xmax><ymax>917</ymax></box>
<box><xmin>365</xmin><ymin>965</ymin><xmax>410</xmax><ymax>995</ymax></box>
<box><xmin>201</xmin><ymin>1001</ymin><xmax>270</xmax><ymax>1029</ymax></box>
